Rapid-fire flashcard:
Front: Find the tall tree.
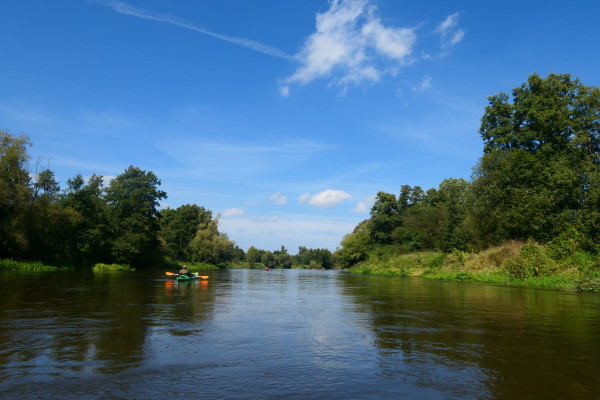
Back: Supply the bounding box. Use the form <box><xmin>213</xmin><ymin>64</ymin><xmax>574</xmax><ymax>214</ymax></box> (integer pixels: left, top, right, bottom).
<box><xmin>0</xmin><ymin>131</ymin><xmax>32</xmax><ymax>258</ymax></box>
<box><xmin>369</xmin><ymin>191</ymin><xmax>402</xmax><ymax>244</ymax></box>
<box><xmin>61</xmin><ymin>174</ymin><xmax>111</xmax><ymax>264</ymax></box>
<box><xmin>160</xmin><ymin>204</ymin><xmax>212</xmax><ymax>260</ymax></box>
<box><xmin>104</xmin><ymin>166</ymin><xmax>167</xmax><ymax>266</ymax></box>
<box><xmin>472</xmin><ymin>73</ymin><xmax>600</xmax><ymax>247</ymax></box>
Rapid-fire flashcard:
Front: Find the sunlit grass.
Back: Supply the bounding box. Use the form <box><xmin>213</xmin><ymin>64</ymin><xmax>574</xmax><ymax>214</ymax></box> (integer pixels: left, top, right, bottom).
<box><xmin>0</xmin><ymin>259</ymin><xmax>60</xmax><ymax>271</ymax></box>
<box><xmin>351</xmin><ymin>242</ymin><xmax>600</xmax><ymax>292</ymax></box>
<box><xmin>92</xmin><ymin>263</ymin><xmax>135</xmax><ymax>272</ymax></box>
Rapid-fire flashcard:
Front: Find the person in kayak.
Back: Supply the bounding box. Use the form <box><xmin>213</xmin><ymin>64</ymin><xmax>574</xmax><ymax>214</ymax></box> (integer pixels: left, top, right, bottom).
<box><xmin>179</xmin><ymin>265</ymin><xmax>192</xmax><ymax>277</ymax></box>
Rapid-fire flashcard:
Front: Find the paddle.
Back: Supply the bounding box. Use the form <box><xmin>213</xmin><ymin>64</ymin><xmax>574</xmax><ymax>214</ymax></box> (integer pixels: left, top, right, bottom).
<box><xmin>165</xmin><ymin>272</ymin><xmax>209</xmax><ymax>279</ymax></box>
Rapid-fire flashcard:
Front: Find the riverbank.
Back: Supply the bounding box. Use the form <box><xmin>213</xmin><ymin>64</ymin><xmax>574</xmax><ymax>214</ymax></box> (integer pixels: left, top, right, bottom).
<box><xmin>350</xmin><ymin>241</ymin><xmax>600</xmax><ymax>292</ymax></box>
<box><xmin>0</xmin><ymin>259</ymin><xmax>222</xmax><ymax>272</ymax></box>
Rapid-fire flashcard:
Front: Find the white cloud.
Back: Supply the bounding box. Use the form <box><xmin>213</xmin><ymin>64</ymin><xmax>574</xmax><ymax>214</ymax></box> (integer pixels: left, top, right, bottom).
<box><xmin>103</xmin><ymin>0</ymin><xmax>293</xmax><ymax>60</ymax></box>
<box><xmin>222</xmin><ymin>208</ymin><xmax>245</xmax><ymax>217</ymax></box>
<box><xmin>298</xmin><ymin>193</ymin><xmax>310</xmax><ymax>203</ymax></box>
<box><xmin>308</xmin><ymin>189</ymin><xmax>352</xmax><ymax>209</ymax></box>
<box><xmin>285</xmin><ymin>0</ymin><xmax>417</xmax><ymax>90</ymax></box>
<box><xmin>269</xmin><ymin>192</ymin><xmax>288</xmax><ymax>205</ymax></box>
<box><xmin>435</xmin><ymin>12</ymin><xmax>465</xmax><ymax>48</ymax></box>
<box><xmin>412</xmin><ymin>75</ymin><xmax>432</xmax><ymax>92</ymax></box>
<box><xmin>361</xmin><ymin>18</ymin><xmax>415</xmax><ymax>60</ymax></box>
<box><xmin>279</xmin><ymin>85</ymin><xmax>290</xmax><ymax>97</ymax></box>
<box><xmin>352</xmin><ymin>194</ymin><xmax>376</xmax><ymax>214</ymax></box>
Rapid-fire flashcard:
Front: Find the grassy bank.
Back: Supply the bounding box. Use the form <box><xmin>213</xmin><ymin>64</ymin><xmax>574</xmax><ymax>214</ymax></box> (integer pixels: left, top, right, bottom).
<box><xmin>350</xmin><ymin>241</ymin><xmax>600</xmax><ymax>292</ymax></box>
<box><xmin>0</xmin><ymin>259</ymin><xmax>63</xmax><ymax>271</ymax></box>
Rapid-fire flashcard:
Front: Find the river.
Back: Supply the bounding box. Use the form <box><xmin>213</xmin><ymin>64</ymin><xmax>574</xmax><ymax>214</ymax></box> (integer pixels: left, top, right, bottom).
<box><xmin>1</xmin><ymin>269</ymin><xmax>599</xmax><ymax>399</ymax></box>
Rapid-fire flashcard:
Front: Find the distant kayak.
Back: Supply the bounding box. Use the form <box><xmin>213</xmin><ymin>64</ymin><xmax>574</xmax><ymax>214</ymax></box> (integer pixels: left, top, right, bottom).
<box><xmin>265</xmin><ymin>267</ymin><xmax>271</xmax><ymax>271</ymax></box>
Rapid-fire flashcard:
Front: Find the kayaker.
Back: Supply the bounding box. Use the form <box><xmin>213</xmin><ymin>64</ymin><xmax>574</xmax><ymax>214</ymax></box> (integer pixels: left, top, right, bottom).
<box><xmin>179</xmin><ymin>265</ymin><xmax>192</xmax><ymax>277</ymax></box>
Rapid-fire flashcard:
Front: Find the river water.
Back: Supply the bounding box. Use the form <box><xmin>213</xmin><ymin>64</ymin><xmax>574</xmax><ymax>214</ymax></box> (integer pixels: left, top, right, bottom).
<box><xmin>1</xmin><ymin>269</ymin><xmax>599</xmax><ymax>399</ymax></box>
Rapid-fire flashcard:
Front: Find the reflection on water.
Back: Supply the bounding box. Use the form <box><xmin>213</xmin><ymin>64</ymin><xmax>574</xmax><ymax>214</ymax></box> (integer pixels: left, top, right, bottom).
<box><xmin>0</xmin><ymin>270</ymin><xmax>599</xmax><ymax>399</ymax></box>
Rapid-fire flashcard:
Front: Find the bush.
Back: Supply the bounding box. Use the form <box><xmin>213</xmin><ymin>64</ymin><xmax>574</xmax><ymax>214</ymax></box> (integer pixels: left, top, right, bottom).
<box><xmin>92</xmin><ymin>263</ymin><xmax>135</xmax><ymax>272</ymax></box>
<box><xmin>547</xmin><ymin>228</ymin><xmax>588</xmax><ymax>260</ymax></box>
<box><xmin>505</xmin><ymin>242</ymin><xmax>556</xmax><ymax>279</ymax></box>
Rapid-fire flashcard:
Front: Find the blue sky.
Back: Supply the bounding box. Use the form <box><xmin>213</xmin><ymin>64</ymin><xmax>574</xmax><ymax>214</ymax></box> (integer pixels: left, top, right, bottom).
<box><xmin>2</xmin><ymin>0</ymin><xmax>599</xmax><ymax>254</ymax></box>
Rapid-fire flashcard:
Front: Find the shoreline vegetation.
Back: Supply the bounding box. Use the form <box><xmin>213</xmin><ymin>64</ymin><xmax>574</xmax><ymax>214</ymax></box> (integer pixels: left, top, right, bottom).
<box><xmin>350</xmin><ymin>241</ymin><xmax>600</xmax><ymax>293</ymax></box>
<box><xmin>3</xmin><ymin>240</ymin><xmax>600</xmax><ymax>293</ymax></box>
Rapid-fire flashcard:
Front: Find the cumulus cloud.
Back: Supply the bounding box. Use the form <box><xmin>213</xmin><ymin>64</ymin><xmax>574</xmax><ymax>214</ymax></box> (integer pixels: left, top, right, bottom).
<box><xmin>222</xmin><ymin>208</ymin><xmax>245</xmax><ymax>217</ymax></box>
<box><xmin>307</xmin><ymin>189</ymin><xmax>352</xmax><ymax>209</ymax></box>
<box><xmin>285</xmin><ymin>0</ymin><xmax>417</xmax><ymax>90</ymax></box>
<box><xmin>435</xmin><ymin>12</ymin><xmax>465</xmax><ymax>48</ymax></box>
<box><xmin>269</xmin><ymin>192</ymin><xmax>288</xmax><ymax>205</ymax></box>
<box><xmin>352</xmin><ymin>194</ymin><xmax>376</xmax><ymax>214</ymax></box>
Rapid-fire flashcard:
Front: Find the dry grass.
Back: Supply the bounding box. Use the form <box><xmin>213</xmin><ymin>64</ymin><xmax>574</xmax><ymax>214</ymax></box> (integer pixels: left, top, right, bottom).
<box><xmin>465</xmin><ymin>241</ymin><xmax>524</xmax><ymax>272</ymax></box>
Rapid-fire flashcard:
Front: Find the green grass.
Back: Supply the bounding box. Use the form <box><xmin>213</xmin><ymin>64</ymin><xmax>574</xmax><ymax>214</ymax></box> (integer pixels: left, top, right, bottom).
<box><xmin>350</xmin><ymin>242</ymin><xmax>600</xmax><ymax>292</ymax></box>
<box><xmin>0</xmin><ymin>259</ymin><xmax>61</xmax><ymax>271</ymax></box>
<box><xmin>92</xmin><ymin>263</ymin><xmax>135</xmax><ymax>272</ymax></box>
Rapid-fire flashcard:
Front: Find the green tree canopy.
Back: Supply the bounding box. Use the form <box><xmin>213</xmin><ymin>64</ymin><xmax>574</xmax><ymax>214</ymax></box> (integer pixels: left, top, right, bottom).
<box><xmin>473</xmin><ymin>73</ymin><xmax>600</xmax><ymax>247</ymax></box>
<box><xmin>104</xmin><ymin>166</ymin><xmax>167</xmax><ymax>266</ymax></box>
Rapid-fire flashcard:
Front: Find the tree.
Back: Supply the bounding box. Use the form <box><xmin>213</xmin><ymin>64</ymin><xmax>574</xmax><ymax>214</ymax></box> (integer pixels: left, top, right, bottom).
<box><xmin>246</xmin><ymin>246</ymin><xmax>262</xmax><ymax>267</ymax></box>
<box><xmin>61</xmin><ymin>174</ymin><xmax>111</xmax><ymax>264</ymax></box>
<box><xmin>188</xmin><ymin>216</ymin><xmax>235</xmax><ymax>265</ymax></box>
<box><xmin>104</xmin><ymin>166</ymin><xmax>167</xmax><ymax>266</ymax></box>
<box><xmin>472</xmin><ymin>73</ymin><xmax>600</xmax><ymax>247</ymax></box>
<box><xmin>0</xmin><ymin>131</ymin><xmax>32</xmax><ymax>259</ymax></box>
<box><xmin>335</xmin><ymin>220</ymin><xmax>372</xmax><ymax>268</ymax></box>
<box><xmin>261</xmin><ymin>251</ymin><xmax>276</xmax><ymax>269</ymax></box>
<box><xmin>369</xmin><ymin>191</ymin><xmax>402</xmax><ymax>244</ymax></box>
<box><xmin>160</xmin><ymin>204</ymin><xmax>211</xmax><ymax>260</ymax></box>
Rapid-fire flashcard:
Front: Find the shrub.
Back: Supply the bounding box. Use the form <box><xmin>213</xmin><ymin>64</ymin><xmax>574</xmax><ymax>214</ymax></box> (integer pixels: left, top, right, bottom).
<box><xmin>547</xmin><ymin>228</ymin><xmax>588</xmax><ymax>260</ymax></box>
<box><xmin>92</xmin><ymin>263</ymin><xmax>135</xmax><ymax>272</ymax></box>
<box><xmin>505</xmin><ymin>242</ymin><xmax>556</xmax><ymax>279</ymax></box>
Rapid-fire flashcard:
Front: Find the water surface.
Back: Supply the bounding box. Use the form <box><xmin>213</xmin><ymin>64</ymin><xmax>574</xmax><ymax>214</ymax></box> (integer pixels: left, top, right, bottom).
<box><xmin>1</xmin><ymin>269</ymin><xmax>599</xmax><ymax>399</ymax></box>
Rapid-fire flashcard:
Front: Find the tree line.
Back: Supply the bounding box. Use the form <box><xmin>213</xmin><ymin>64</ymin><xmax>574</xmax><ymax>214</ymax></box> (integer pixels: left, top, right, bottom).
<box><xmin>336</xmin><ymin>73</ymin><xmax>600</xmax><ymax>267</ymax></box>
<box><xmin>0</xmin><ymin>132</ymin><xmax>332</xmax><ymax>268</ymax></box>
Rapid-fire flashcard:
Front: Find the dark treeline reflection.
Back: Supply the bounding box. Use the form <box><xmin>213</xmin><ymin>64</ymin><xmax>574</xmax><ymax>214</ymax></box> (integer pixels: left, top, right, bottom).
<box><xmin>339</xmin><ymin>274</ymin><xmax>600</xmax><ymax>399</ymax></box>
<box><xmin>0</xmin><ymin>271</ymin><xmax>217</xmax><ymax>379</ymax></box>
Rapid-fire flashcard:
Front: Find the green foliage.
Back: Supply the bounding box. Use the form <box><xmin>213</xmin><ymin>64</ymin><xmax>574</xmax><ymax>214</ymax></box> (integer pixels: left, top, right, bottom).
<box><xmin>160</xmin><ymin>204</ymin><xmax>212</xmax><ymax>260</ymax></box>
<box><xmin>92</xmin><ymin>263</ymin><xmax>135</xmax><ymax>272</ymax></box>
<box><xmin>105</xmin><ymin>166</ymin><xmax>167</xmax><ymax>267</ymax></box>
<box><xmin>473</xmin><ymin>73</ymin><xmax>600</xmax><ymax>246</ymax></box>
<box><xmin>261</xmin><ymin>251</ymin><xmax>276</xmax><ymax>269</ymax></box>
<box><xmin>246</xmin><ymin>246</ymin><xmax>263</xmax><ymax>267</ymax></box>
<box><xmin>546</xmin><ymin>228</ymin><xmax>589</xmax><ymax>260</ymax></box>
<box><xmin>295</xmin><ymin>246</ymin><xmax>332</xmax><ymax>268</ymax></box>
<box><xmin>505</xmin><ymin>243</ymin><xmax>557</xmax><ymax>279</ymax></box>
<box><xmin>0</xmin><ymin>259</ymin><xmax>59</xmax><ymax>271</ymax></box>
<box><xmin>188</xmin><ymin>217</ymin><xmax>234</xmax><ymax>265</ymax></box>
<box><xmin>369</xmin><ymin>191</ymin><xmax>402</xmax><ymax>244</ymax></box>
<box><xmin>335</xmin><ymin>220</ymin><xmax>371</xmax><ymax>268</ymax></box>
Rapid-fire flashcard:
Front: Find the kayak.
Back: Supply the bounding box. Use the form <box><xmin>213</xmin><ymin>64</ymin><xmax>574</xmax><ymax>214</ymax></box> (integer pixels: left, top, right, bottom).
<box><xmin>177</xmin><ymin>272</ymin><xmax>200</xmax><ymax>281</ymax></box>
<box><xmin>165</xmin><ymin>271</ymin><xmax>209</xmax><ymax>280</ymax></box>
